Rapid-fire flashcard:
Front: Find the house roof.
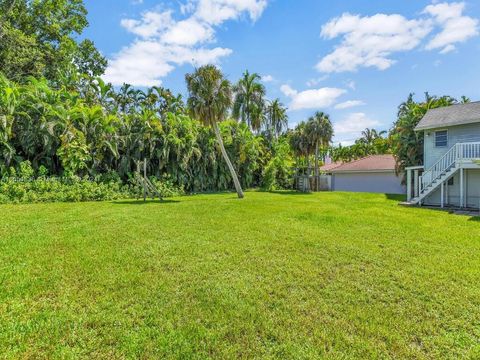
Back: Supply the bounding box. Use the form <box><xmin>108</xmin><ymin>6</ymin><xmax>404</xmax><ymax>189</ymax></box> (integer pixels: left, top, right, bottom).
<box><xmin>320</xmin><ymin>161</ymin><xmax>343</xmax><ymax>172</ymax></box>
<box><xmin>415</xmin><ymin>101</ymin><xmax>480</xmax><ymax>131</ymax></box>
<box><xmin>330</xmin><ymin>154</ymin><xmax>397</xmax><ymax>173</ymax></box>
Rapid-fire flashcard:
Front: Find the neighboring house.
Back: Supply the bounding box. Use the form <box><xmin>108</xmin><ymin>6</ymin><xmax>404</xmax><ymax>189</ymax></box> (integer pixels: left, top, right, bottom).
<box><xmin>329</xmin><ymin>155</ymin><xmax>405</xmax><ymax>194</ymax></box>
<box><xmin>406</xmin><ymin>101</ymin><xmax>480</xmax><ymax>209</ymax></box>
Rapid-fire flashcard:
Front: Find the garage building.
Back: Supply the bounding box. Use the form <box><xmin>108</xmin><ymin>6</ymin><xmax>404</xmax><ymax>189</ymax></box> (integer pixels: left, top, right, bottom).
<box><xmin>330</xmin><ymin>155</ymin><xmax>405</xmax><ymax>195</ymax></box>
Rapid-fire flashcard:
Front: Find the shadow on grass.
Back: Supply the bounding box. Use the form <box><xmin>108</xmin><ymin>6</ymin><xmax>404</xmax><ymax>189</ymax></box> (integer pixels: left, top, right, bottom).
<box><xmin>468</xmin><ymin>216</ymin><xmax>480</xmax><ymax>222</ymax></box>
<box><xmin>385</xmin><ymin>194</ymin><xmax>406</xmax><ymax>201</ymax></box>
<box><xmin>111</xmin><ymin>199</ymin><xmax>180</xmax><ymax>205</ymax></box>
<box><xmin>267</xmin><ymin>190</ymin><xmax>313</xmax><ymax>196</ymax></box>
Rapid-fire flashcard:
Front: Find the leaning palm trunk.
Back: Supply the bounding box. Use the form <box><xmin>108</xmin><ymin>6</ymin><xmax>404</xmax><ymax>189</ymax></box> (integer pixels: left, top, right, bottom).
<box><xmin>213</xmin><ymin>122</ymin><xmax>244</xmax><ymax>199</ymax></box>
<box><xmin>315</xmin><ymin>141</ymin><xmax>319</xmax><ymax>191</ymax></box>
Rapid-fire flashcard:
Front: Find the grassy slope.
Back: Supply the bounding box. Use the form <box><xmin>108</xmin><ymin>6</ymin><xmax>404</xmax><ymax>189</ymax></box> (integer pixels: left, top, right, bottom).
<box><xmin>0</xmin><ymin>192</ymin><xmax>479</xmax><ymax>359</ymax></box>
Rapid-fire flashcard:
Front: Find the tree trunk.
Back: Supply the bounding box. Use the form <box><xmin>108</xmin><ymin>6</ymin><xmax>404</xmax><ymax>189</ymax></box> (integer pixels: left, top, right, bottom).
<box><xmin>306</xmin><ymin>156</ymin><xmax>311</xmax><ymax>192</ymax></box>
<box><xmin>213</xmin><ymin>122</ymin><xmax>244</xmax><ymax>199</ymax></box>
<box><xmin>315</xmin><ymin>141</ymin><xmax>319</xmax><ymax>191</ymax></box>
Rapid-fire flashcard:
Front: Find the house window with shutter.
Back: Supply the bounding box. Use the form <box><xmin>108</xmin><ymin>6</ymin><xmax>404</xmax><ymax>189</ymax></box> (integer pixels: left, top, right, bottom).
<box><xmin>435</xmin><ymin>130</ymin><xmax>448</xmax><ymax>147</ymax></box>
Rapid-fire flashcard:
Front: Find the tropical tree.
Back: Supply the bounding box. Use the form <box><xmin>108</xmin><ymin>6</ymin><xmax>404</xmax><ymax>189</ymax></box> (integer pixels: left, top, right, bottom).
<box><xmin>391</xmin><ymin>93</ymin><xmax>458</xmax><ymax>174</ymax></box>
<box><xmin>0</xmin><ymin>74</ymin><xmax>18</xmax><ymax>172</ymax></box>
<box><xmin>0</xmin><ymin>0</ymin><xmax>106</xmax><ymax>82</ymax></box>
<box><xmin>185</xmin><ymin>65</ymin><xmax>244</xmax><ymax>199</ymax></box>
<box><xmin>305</xmin><ymin>111</ymin><xmax>333</xmax><ymax>190</ymax></box>
<box><xmin>232</xmin><ymin>70</ymin><xmax>266</xmax><ymax>132</ymax></box>
<box><xmin>266</xmin><ymin>99</ymin><xmax>288</xmax><ymax>139</ymax></box>
<box><xmin>359</xmin><ymin>128</ymin><xmax>386</xmax><ymax>145</ymax></box>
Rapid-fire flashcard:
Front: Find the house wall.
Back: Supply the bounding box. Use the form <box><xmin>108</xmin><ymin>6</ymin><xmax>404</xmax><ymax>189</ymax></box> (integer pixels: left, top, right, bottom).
<box><xmin>423</xmin><ymin>169</ymin><xmax>480</xmax><ymax>208</ymax></box>
<box><xmin>423</xmin><ymin>123</ymin><xmax>480</xmax><ymax>169</ymax></box>
<box><xmin>332</xmin><ymin>171</ymin><xmax>406</xmax><ymax>194</ymax></box>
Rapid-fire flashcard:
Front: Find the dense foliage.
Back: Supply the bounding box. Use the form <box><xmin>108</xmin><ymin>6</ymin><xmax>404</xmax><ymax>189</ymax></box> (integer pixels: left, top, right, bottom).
<box><xmin>330</xmin><ymin>128</ymin><xmax>391</xmax><ymax>163</ymax></box>
<box><xmin>390</xmin><ymin>93</ymin><xmax>467</xmax><ymax>173</ymax></box>
<box><xmin>0</xmin><ymin>160</ymin><xmax>184</xmax><ymax>203</ymax></box>
<box><xmin>289</xmin><ymin>113</ymin><xmax>334</xmax><ymax>175</ymax></box>
<box><xmin>0</xmin><ymin>74</ymin><xmax>280</xmax><ymax>194</ymax></box>
<box><xmin>0</xmin><ymin>0</ymin><xmax>106</xmax><ymax>82</ymax></box>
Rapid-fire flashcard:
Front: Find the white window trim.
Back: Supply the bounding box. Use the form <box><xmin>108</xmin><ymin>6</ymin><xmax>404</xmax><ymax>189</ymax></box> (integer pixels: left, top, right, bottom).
<box><xmin>434</xmin><ymin>129</ymin><xmax>448</xmax><ymax>148</ymax></box>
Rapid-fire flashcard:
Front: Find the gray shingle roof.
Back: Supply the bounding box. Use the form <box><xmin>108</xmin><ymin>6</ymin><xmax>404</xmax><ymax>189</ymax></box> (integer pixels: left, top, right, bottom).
<box><xmin>415</xmin><ymin>101</ymin><xmax>480</xmax><ymax>131</ymax></box>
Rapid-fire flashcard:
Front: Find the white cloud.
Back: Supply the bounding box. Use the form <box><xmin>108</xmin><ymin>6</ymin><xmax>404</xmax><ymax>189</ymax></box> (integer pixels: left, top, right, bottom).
<box><xmin>317</xmin><ymin>2</ymin><xmax>479</xmax><ymax>73</ymax></box>
<box><xmin>104</xmin><ymin>41</ymin><xmax>232</xmax><ymax>87</ymax></box>
<box><xmin>334</xmin><ymin>100</ymin><xmax>365</xmax><ymax>110</ymax></box>
<box><xmin>161</xmin><ymin>18</ymin><xmax>215</xmax><ymax>46</ymax></box>
<box><xmin>281</xmin><ymin>84</ymin><xmax>346</xmax><ymax>110</ymax></box>
<box><xmin>195</xmin><ymin>0</ymin><xmax>268</xmax><ymax>25</ymax></box>
<box><xmin>333</xmin><ymin>112</ymin><xmax>381</xmax><ymax>144</ymax></box>
<box><xmin>105</xmin><ymin>0</ymin><xmax>268</xmax><ymax>86</ymax></box>
<box><xmin>121</xmin><ymin>11</ymin><xmax>174</xmax><ymax>38</ymax></box>
<box><xmin>317</xmin><ymin>13</ymin><xmax>432</xmax><ymax>73</ymax></box>
<box><xmin>345</xmin><ymin>80</ymin><xmax>355</xmax><ymax>90</ymax></box>
<box><xmin>261</xmin><ymin>74</ymin><xmax>274</xmax><ymax>82</ymax></box>
<box><xmin>424</xmin><ymin>2</ymin><xmax>479</xmax><ymax>53</ymax></box>
<box><xmin>306</xmin><ymin>75</ymin><xmax>328</xmax><ymax>87</ymax></box>
<box><xmin>280</xmin><ymin>84</ymin><xmax>297</xmax><ymax>97</ymax></box>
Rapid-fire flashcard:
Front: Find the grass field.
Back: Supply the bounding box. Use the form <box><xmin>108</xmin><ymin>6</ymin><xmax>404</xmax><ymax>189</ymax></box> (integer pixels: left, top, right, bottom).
<box><xmin>1</xmin><ymin>192</ymin><xmax>480</xmax><ymax>359</ymax></box>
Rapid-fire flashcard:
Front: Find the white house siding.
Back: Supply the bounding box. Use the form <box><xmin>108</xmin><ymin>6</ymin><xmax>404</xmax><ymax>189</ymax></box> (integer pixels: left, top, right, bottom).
<box><xmin>423</xmin><ymin>169</ymin><xmax>480</xmax><ymax>208</ymax></box>
<box><xmin>332</xmin><ymin>171</ymin><xmax>406</xmax><ymax>194</ymax></box>
<box><xmin>423</xmin><ymin>123</ymin><xmax>480</xmax><ymax>169</ymax></box>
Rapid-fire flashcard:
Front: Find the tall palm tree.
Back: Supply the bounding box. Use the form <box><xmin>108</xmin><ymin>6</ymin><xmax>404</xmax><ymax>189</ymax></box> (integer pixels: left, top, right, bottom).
<box><xmin>185</xmin><ymin>65</ymin><xmax>244</xmax><ymax>199</ymax></box>
<box><xmin>266</xmin><ymin>99</ymin><xmax>288</xmax><ymax>139</ymax></box>
<box><xmin>306</xmin><ymin>111</ymin><xmax>334</xmax><ymax>190</ymax></box>
<box><xmin>232</xmin><ymin>70</ymin><xmax>266</xmax><ymax>132</ymax></box>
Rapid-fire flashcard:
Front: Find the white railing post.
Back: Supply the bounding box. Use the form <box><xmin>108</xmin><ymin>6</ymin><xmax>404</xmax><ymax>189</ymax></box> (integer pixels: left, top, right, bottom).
<box><xmin>407</xmin><ymin>169</ymin><xmax>412</xmax><ymax>202</ymax></box>
<box><xmin>414</xmin><ymin>169</ymin><xmax>419</xmax><ymax>198</ymax></box>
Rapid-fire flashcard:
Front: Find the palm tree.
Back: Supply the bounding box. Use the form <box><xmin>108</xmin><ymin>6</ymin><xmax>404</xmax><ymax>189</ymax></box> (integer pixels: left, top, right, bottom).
<box><xmin>391</xmin><ymin>93</ymin><xmax>457</xmax><ymax>173</ymax></box>
<box><xmin>266</xmin><ymin>99</ymin><xmax>288</xmax><ymax>139</ymax></box>
<box><xmin>359</xmin><ymin>128</ymin><xmax>387</xmax><ymax>145</ymax></box>
<box><xmin>305</xmin><ymin>111</ymin><xmax>333</xmax><ymax>190</ymax></box>
<box><xmin>185</xmin><ymin>65</ymin><xmax>244</xmax><ymax>199</ymax></box>
<box><xmin>232</xmin><ymin>70</ymin><xmax>266</xmax><ymax>132</ymax></box>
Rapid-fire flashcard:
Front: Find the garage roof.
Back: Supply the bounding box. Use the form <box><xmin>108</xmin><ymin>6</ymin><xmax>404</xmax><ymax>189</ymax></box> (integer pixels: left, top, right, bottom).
<box><xmin>320</xmin><ymin>161</ymin><xmax>343</xmax><ymax>172</ymax></box>
<box><xmin>330</xmin><ymin>155</ymin><xmax>397</xmax><ymax>173</ymax></box>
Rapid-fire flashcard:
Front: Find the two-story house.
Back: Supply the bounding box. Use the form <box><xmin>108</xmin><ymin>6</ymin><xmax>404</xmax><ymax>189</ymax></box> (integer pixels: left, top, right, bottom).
<box><xmin>406</xmin><ymin>101</ymin><xmax>480</xmax><ymax>209</ymax></box>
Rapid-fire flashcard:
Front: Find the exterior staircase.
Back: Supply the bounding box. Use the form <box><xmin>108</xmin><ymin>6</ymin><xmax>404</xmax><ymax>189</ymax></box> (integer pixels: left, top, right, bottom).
<box><xmin>408</xmin><ymin>142</ymin><xmax>480</xmax><ymax>205</ymax></box>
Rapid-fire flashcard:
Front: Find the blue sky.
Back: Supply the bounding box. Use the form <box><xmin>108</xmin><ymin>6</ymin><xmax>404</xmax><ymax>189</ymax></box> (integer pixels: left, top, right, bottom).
<box><xmin>82</xmin><ymin>0</ymin><xmax>480</xmax><ymax>144</ymax></box>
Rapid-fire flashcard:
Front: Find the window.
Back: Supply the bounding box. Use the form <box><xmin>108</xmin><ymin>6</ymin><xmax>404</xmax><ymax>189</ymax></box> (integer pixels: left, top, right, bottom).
<box><xmin>435</xmin><ymin>130</ymin><xmax>448</xmax><ymax>147</ymax></box>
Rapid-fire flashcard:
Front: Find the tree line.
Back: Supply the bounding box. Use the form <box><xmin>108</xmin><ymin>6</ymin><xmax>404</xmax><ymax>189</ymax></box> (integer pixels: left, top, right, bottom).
<box><xmin>0</xmin><ymin>0</ymin><xmax>471</xmax><ymax>197</ymax></box>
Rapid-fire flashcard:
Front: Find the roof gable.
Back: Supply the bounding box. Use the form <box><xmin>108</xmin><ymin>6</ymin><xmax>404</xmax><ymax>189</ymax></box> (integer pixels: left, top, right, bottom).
<box><xmin>415</xmin><ymin>101</ymin><xmax>480</xmax><ymax>131</ymax></box>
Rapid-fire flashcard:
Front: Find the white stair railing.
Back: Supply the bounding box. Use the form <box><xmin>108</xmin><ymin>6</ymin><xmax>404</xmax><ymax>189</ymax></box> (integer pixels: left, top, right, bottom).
<box><xmin>420</xmin><ymin>144</ymin><xmax>458</xmax><ymax>192</ymax></box>
<box><xmin>420</xmin><ymin>142</ymin><xmax>480</xmax><ymax>193</ymax></box>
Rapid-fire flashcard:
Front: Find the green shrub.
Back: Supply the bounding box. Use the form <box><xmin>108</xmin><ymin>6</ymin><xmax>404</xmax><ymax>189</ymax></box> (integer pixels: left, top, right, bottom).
<box><xmin>0</xmin><ymin>176</ymin><xmax>128</xmax><ymax>204</ymax></box>
<box><xmin>261</xmin><ymin>139</ymin><xmax>294</xmax><ymax>191</ymax></box>
<box><xmin>150</xmin><ymin>176</ymin><xmax>185</xmax><ymax>198</ymax></box>
<box><xmin>0</xmin><ymin>173</ymin><xmax>185</xmax><ymax>204</ymax></box>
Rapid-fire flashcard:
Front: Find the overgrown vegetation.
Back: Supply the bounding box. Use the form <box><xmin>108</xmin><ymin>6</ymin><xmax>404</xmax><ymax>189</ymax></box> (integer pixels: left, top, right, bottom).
<box><xmin>0</xmin><ymin>0</ymin><xmax>470</xmax><ymax>202</ymax></box>
<box><xmin>0</xmin><ymin>160</ymin><xmax>184</xmax><ymax>203</ymax></box>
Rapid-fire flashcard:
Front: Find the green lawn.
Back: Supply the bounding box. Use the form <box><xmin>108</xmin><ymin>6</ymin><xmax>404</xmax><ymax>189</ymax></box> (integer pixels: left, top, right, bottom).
<box><xmin>1</xmin><ymin>192</ymin><xmax>480</xmax><ymax>359</ymax></box>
